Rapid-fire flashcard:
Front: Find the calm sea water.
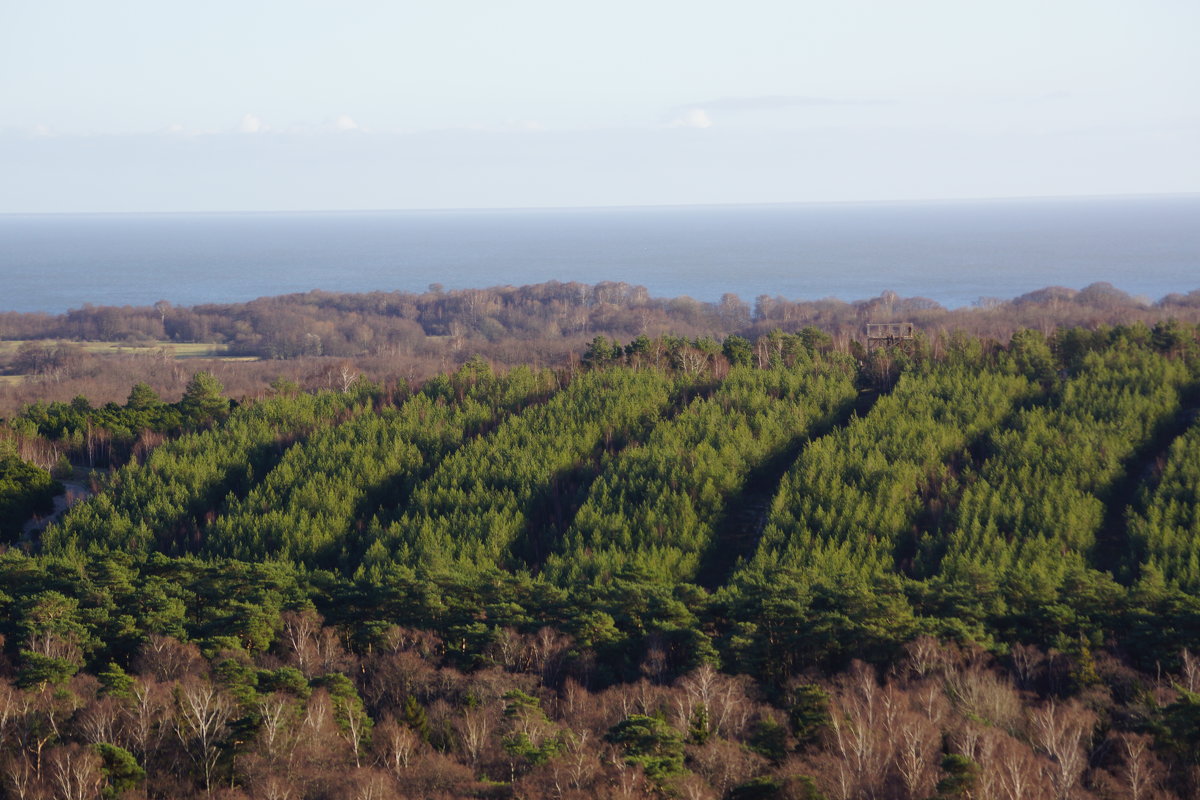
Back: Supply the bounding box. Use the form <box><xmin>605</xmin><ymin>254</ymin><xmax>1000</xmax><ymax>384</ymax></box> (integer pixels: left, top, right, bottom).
<box><xmin>1</xmin><ymin>195</ymin><xmax>1197</xmax><ymax>314</ymax></box>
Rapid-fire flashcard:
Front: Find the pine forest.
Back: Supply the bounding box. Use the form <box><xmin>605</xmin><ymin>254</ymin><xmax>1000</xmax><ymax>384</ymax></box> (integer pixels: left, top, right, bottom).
<box><xmin>2</xmin><ymin>321</ymin><xmax>1200</xmax><ymax>800</ymax></box>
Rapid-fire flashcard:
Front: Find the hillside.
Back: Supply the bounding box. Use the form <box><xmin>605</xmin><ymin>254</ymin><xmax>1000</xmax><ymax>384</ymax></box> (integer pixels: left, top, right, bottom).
<box><xmin>1</xmin><ymin>323</ymin><xmax>1199</xmax><ymax>798</ymax></box>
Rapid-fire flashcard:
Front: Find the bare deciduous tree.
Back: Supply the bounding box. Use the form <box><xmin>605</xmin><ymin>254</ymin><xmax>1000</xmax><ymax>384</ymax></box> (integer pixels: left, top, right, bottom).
<box><xmin>559</xmin><ymin>730</ymin><xmax>602</xmax><ymax>792</ymax></box>
<box><xmin>125</xmin><ymin>678</ymin><xmax>170</xmax><ymax>765</ymax></box>
<box><xmin>1110</xmin><ymin>732</ymin><xmax>1169</xmax><ymax>800</ymax></box>
<box><xmin>280</xmin><ymin>610</ymin><xmax>322</xmax><ymax>677</ymax></box>
<box><xmin>345</xmin><ymin>767</ymin><xmax>397</xmax><ymax>800</ymax></box>
<box><xmin>243</xmin><ymin>758</ymin><xmax>300</xmax><ymax>800</ymax></box>
<box><xmin>945</xmin><ymin>661</ymin><xmax>1023</xmax><ymax>732</ymax></box>
<box><xmin>1</xmin><ymin>753</ymin><xmax>39</xmax><ymax>800</ymax></box>
<box><xmin>316</xmin><ymin>626</ymin><xmax>351</xmax><ymax>675</ymax></box>
<box><xmin>174</xmin><ymin>678</ymin><xmax>234</xmax><ymax>793</ymax></box>
<box><xmin>993</xmin><ymin>734</ymin><xmax>1053</xmax><ymax>800</ymax></box>
<box><xmin>674</xmin><ymin>665</ymin><xmax>754</xmax><ymax>738</ymax></box>
<box><xmin>75</xmin><ymin>695</ymin><xmax>123</xmax><ymax>747</ymax></box>
<box><xmin>0</xmin><ymin>682</ymin><xmax>31</xmax><ymax>750</ymax></box>
<box><xmin>454</xmin><ymin>702</ymin><xmax>497</xmax><ymax>769</ymax></box>
<box><xmin>134</xmin><ymin>635</ymin><xmax>203</xmax><ymax>682</ymax></box>
<box><xmin>373</xmin><ymin>716</ymin><xmax>421</xmax><ymax>777</ymax></box>
<box><xmin>257</xmin><ymin>692</ymin><xmax>300</xmax><ymax>764</ymax></box>
<box><xmin>1180</xmin><ymin>648</ymin><xmax>1200</xmax><ymax>694</ymax></box>
<box><xmin>903</xmin><ymin>635</ymin><xmax>952</xmax><ymax>679</ymax></box>
<box><xmin>529</xmin><ymin>627</ymin><xmax>573</xmax><ymax>685</ymax></box>
<box><xmin>1010</xmin><ymin>643</ymin><xmax>1044</xmax><ymax>690</ymax></box>
<box><xmin>1028</xmin><ymin>699</ymin><xmax>1095</xmax><ymax>800</ymax></box>
<box><xmin>893</xmin><ymin>709</ymin><xmax>939</xmax><ymax>800</ymax></box>
<box><xmin>46</xmin><ymin>744</ymin><xmax>103</xmax><ymax>800</ymax></box>
<box><xmin>675</xmin><ymin>771</ymin><xmax>718</xmax><ymax>800</ymax></box>
<box><xmin>689</xmin><ymin>738</ymin><xmax>765</xmax><ymax>798</ymax></box>
<box><xmin>825</xmin><ymin>662</ymin><xmax>891</xmax><ymax>799</ymax></box>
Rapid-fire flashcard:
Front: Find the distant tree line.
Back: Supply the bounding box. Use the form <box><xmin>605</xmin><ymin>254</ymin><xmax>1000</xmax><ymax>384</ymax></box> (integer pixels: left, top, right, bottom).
<box><xmin>3</xmin><ymin>280</ymin><xmax>1200</xmax><ymax>364</ymax></box>
<box><xmin>4</xmin><ymin>280</ymin><xmax>1200</xmax><ymax>424</ymax></box>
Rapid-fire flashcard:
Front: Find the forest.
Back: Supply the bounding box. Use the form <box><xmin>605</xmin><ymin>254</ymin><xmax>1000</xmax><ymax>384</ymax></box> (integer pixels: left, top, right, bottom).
<box><xmin>4</xmin><ymin>279</ymin><xmax>1200</xmax><ymax>418</ymax></box>
<box><xmin>0</xmin><ymin>317</ymin><xmax>1199</xmax><ymax>799</ymax></box>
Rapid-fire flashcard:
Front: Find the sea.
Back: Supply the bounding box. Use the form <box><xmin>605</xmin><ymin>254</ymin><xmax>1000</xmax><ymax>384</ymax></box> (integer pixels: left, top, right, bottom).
<box><xmin>1</xmin><ymin>194</ymin><xmax>1197</xmax><ymax>314</ymax></box>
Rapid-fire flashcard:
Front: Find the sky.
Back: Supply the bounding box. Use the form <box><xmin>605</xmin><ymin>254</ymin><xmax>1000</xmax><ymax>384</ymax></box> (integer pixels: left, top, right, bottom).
<box><xmin>1</xmin><ymin>0</ymin><xmax>1197</xmax><ymax>213</ymax></box>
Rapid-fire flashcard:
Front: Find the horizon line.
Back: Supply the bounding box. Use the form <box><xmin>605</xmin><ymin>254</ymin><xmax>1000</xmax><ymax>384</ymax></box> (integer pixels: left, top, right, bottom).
<box><xmin>2</xmin><ymin>190</ymin><xmax>1198</xmax><ymax>218</ymax></box>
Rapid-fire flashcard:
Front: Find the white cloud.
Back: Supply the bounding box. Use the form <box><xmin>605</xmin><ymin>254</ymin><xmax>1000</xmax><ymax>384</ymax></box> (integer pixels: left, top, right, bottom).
<box><xmin>662</xmin><ymin>95</ymin><xmax>882</xmax><ymax>130</ymax></box>
<box><xmin>668</xmin><ymin>108</ymin><xmax>713</xmax><ymax>129</ymax></box>
<box><xmin>237</xmin><ymin>113</ymin><xmax>267</xmax><ymax>134</ymax></box>
<box><xmin>159</xmin><ymin>122</ymin><xmax>222</xmax><ymax>137</ymax></box>
<box><xmin>693</xmin><ymin>95</ymin><xmax>852</xmax><ymax>111</ymax></box>
<box><xmin>456</xmin><ymin>119</ymin><xmax>547</xmax><ymax>133</ymax></box>
<box><xmin>333</xmin><ymin>114</ymin><xmax>359</xmax><ymax>132</ymax></box>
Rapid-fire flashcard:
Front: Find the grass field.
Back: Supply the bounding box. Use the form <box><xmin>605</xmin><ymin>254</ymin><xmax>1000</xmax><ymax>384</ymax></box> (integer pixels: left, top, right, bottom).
<box><xmin>0</xmin><ymin>339</ymin><xmax>239</xmax><ymax>359</ymax></box>
<box><xmin>0</xmin><ymin>340</ymin><xmax>257</xmax><ymax>385</ymax></box>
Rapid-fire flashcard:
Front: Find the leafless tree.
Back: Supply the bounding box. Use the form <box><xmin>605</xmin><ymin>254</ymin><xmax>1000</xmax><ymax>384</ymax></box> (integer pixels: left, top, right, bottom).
<box><xmin>0</xmin><ymin>682</ymin><xmax>31</xmax><ymax>750</ymax></box>
<box><xmin>1</xmin><ymin>753</ymin><xmax>39</xmax><ymax>800</ymax></box>
<box><xmin>360</xmin><ymin>649</ymin><xmax>439</xmax><ymax>715</ymax></box>
<box><xmin>295</xmin><ymin>688</ymin><xmax>351</xmax><ymax>775</ymax></box>
<box><xmin>945</xmin><ymin>661</ymin><xmax>1023</xmax><ymax>733</ymax></box>
<box><xmin>558</xmin><ymin>730</ymin><xmax>602</xmax><ymax>792</ymax></box>
<box><xmin>23</xmin><ymin>626</ymin><xmax>81</xmax><ymax>669</ymax></box>
<box><xmin>345</xmin><ymin>767</ymin><xmax>398</xmax><ymax>800</ymax></box>
<box><xmin>46</xmin><ymin>744</ymin><xmax>103</xmax><ymax>800</ymax></box>
<box><xmin>903</xmin><ymin>634</ymin><xmax>952</xmax><ymax>679</ymax></box>
<box><xmin>1028</xmin><ymin>699</ymin><xmax>1095</xmax><ymax>800</ymax></box>
<box><xmin>673</xmin><ymin>665</ymin><xmax>719</xmax><ymax>733</ymax></box>
<box><xmin>340</xmin><ymin>696</ymin><xmax>370</xmax><ymax>769</ymax></box>
<box><xmin>675</xmin><ymin>771</ymin><xmax>718</xmax><ymax>800</ymax></box>
<box><xmin>316</xmin><ymin>626</ymin><xmax>352</xmax><ymax>675</ymax></box>
<box><xmin>674</xmin><ymin>666</ymin><xmax>755</xmax><ymax>738</ymax></box>
<box><xmin>243</xmin><ymin>758</ymin><xmax>300</xmax><ymax>800</ymax></box>
<box><xmin>488</xmin><ymin>628</ymin><xmax>529</xmax><ymax>672</ymax></box>
<box><xmin>689</xmin><ymin>738</ymin><xmax>765</xmax><ymax>797</ymax></box>
<box><xmin>338</xmin><ymin>362</ymin><xmax>360</xmax><ymax>393</ymax></box>
<box><xmin>1180</xmin><ymin>648</ymin><xmax>1200</xmax><ymax>694</ymax></box>
<box><xmin>529</xmin><ymin>626</ymin><xmax>573</xmax><ymax>685</ymax></box>
<box><xmin>1109</xmin><ymin>732</ymin><xmax>1170</xmax><ymax>800</ymax></box>
<box><xmin>454</xmin><ymin>702</ymin><xmax>498</xmax><ymax>769</ymax></box>
<box><xmin>893</xmin><ymin>709</ymin><xmax>939</xmax><ymax>800</ymax></box>
<box><xmin>302</xmin><ymin>690</ymin><xmax>334</xmax><ymax>740</ymax></box>
<box><xmin>173</xmin><ymin>678</ymin><xmax>234</xmax><ymax>793</ymax></box>
<box><xmin>913</xmin><ymin>679</ymin><xmax>949</xmax><ymax>727</ymax></box>
<box><xmin>606</xmin><ymin>746</ymin><xmax>651</xmax><ymax>800</ymax></box>
<box><xmin>617</xmin><ymin>679</ymin><xmax>667</xmax><ymax>720</ymax></box>
<box><xmin>824</xmin><ymin>662</ymin><xmax>891</xmax><ymax>799</ymax></box>
<box><xmin>373</xmin><ymin>715</ymin><xmax>422</xmax><ymax>777</ymax></box>
<box><xmin>280</xmin><ymin>609</ymin><xmax>322</xmax><ymax>677</ymax></box>
<box><xmin>256</xmin><ymin>692</ymin><xmax>300</xmax><ymax>764</ymax></box>
<box><xmin>956</xmin><ymin>725</ymin><xmax>1004</xmax><ymax>800</ymax></box>
<box><xmin>124</xmin><ymin>678</ymin><xmax>170</xmax><ymax>764</ymax></box>
<box><xmin>75</xmin><ymin>695</ymin><xmax>124</xmax><ymax>746</ymax></box>
<box><xmin>403</xmin><ymin>750</ymin><xmax>477</xmax><ymax>797</ymax></box>
<box><xmin>993</xmin><ymin>734</ymin><xmax>1053</xmax><ymax>800</ymax></box>
<box><xmin>1010</xmin><ymin>643</ymin><xmax>1044</xmax><ymax>690</ymax></box>
<box><xmin>134</xmin><ymin>634</ymin><xmax>204</xmax><ymax>682</ymax></box>
<box><xmin>676</xmin><ymin>345</ymin><xmax>709</xmax><ymax>376</ymax></box>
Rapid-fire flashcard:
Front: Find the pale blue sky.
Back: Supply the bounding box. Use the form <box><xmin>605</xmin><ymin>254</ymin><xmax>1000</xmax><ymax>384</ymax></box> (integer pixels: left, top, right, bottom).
<box><xmin>1</xmin><ymin>0</ymin><xmax>1196</xmax><ymax>212</ymax></box>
